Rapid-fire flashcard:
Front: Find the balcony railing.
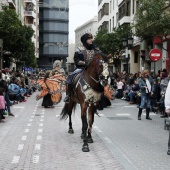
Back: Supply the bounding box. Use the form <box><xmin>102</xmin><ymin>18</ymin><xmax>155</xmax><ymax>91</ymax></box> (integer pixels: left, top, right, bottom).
<box><xmin>24</xmin><ymin>11</ymin><xmax>36</xmax><ymax>19</ymax></box>
<box><xmin>24</xmin><ymin>0</ymin><xmax>36</xmax><ymax>6</ymax></box>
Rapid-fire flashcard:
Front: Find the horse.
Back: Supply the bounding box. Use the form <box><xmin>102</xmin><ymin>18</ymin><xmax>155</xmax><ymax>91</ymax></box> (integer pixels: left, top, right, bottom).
<box><xmin>60</xmin><ymin>53</ymin><xmax>111</xmax><ymax>152</ymax></box>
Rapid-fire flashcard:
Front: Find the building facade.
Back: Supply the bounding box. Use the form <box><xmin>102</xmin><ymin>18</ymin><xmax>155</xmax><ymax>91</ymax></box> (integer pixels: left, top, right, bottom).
<box><xmin>98</xmin><ymin>0</ymin><xmax>170</xmax><ymax>74</ymax></box>
<box><xmin>38</xmin><ymin>0</ymin><xmax>69</xmax><ymax>70</ymax></box>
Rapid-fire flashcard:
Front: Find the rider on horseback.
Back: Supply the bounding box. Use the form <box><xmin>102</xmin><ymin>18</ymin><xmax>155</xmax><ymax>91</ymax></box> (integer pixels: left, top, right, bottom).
<box><xmin>64</xmin><ymin>33</ymin><xmax>100</xmax><ymax>103</ymax></box>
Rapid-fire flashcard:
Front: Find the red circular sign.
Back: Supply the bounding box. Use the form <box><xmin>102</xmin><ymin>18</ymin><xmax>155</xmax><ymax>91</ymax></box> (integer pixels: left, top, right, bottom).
<box><xmin>150</xmin><ymin>48</ymin><xmax>162</xmax><ymax>62</ymax></box>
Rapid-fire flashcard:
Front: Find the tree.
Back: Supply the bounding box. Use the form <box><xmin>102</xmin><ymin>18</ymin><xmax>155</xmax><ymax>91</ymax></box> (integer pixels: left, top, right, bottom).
<box><xmin>134</xmin><ymin>0</ymin><xmax>170</xmax><ymax>40</ymax></box>
<box><xmin>94</xmin><ymin>25</ymin><xmax>132</xmax><ymax>70</ymax></box>
<box><xmin>0</xmin><ymin>7</ymin><xmax>36</xmax><ymax>67</ymax></box>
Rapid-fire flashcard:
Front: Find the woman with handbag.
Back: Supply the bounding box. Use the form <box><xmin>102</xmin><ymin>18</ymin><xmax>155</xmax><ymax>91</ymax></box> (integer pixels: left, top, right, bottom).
<box><xmin>138</xmin><ymin>70</ymin><xmax>154</xmax><ymax>120</ymax></box>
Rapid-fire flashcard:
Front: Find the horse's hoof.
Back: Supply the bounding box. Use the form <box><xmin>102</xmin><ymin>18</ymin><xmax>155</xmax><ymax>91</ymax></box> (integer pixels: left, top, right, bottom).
<box><xmin>87</xmin><ymin>138</ymin><xmax>93</xmax><ymax>143</ymax></box>
<box><xmin>68</xmin><ymin>129</ymin><xmax>74</xmax><ymax>134</ymax></box>
<box><xmin>82</xmin><ymin>145</ymin><xmax>90</xmax><ymax>152</ymax></box>
<box><xmin>81</xmin><ymin>133</ymin><xmax>85</xmax><ymax>139</ymax></box>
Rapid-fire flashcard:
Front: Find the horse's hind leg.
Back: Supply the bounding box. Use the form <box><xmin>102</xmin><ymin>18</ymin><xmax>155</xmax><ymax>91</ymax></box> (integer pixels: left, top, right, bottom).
<box><xmin>67</xmin><ymin>101</ymin><xmax>75</xmax><ymax>134</ymax></box>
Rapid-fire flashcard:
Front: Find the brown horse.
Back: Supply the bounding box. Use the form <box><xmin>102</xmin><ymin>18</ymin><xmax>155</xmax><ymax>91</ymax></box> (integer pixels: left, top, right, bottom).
<box><xmin>60</xmin><ymin>53</ymin><xmax>110</xmax><ymax>152</ymax></box>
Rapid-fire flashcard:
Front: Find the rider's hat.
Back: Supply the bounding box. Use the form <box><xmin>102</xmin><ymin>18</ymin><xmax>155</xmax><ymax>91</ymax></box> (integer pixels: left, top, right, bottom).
<box><xmin>81</xmin><ymin>33</ymin><xmax>93</xmax><ymax>44</ymax></box>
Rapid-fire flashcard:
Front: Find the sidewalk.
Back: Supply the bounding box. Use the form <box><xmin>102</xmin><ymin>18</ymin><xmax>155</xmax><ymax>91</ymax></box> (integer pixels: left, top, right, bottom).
<box><xmin>0</xmin><ymin>93</ymin><xmax>124</xmax><ymax>170</ymax></box>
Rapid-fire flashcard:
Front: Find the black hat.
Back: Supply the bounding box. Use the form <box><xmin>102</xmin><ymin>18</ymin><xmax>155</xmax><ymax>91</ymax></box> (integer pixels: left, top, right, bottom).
<box><xmin>81</xmin><ymin>33</ymin><xmax>93</xmax><ymax>45</ymax></box>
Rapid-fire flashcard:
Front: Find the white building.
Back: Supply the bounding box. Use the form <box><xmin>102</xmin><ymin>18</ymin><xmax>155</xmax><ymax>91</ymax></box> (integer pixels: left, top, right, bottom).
<box><xmin>75</xmin><ymin>16</ymin><xmax>98</xmax><ymax>48</ymax></box>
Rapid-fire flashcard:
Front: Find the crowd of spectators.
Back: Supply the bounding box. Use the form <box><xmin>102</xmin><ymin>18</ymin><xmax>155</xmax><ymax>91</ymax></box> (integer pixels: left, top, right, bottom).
<box><xmin>0</xmin><ymin>68</ymin><xmax>37</xmax><ymax>122</ymax></box>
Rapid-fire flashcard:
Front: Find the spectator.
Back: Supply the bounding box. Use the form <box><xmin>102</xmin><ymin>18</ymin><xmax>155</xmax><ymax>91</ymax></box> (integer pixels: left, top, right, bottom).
<box><xmin>117</xmin><ymin>78</ymin><xmax>124</xmax><ymax>99</ymax></box>
<box><xmin>0</xmin><ymin>88</ymin><xmax>6</xmax><ymax>121</ymax></box>
<box><xmin>128</xmin><ymin>80</ymin><xmax>139</xmax><ymax>104</ymax></box>
<box><xmin>138</xmin><ymin>70</ymin><xmax>154</xmax><ymax>120</ymax></box>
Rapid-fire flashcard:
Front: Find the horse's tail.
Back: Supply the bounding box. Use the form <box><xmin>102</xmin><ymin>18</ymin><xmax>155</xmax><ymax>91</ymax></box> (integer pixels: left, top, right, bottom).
<box><xmin>60</xmin><ymin>102</ymin><xmax>77</xmax><ymax>120</ymax></box>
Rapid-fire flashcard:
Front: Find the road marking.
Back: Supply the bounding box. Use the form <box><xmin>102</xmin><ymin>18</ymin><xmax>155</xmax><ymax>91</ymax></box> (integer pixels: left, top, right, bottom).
<box><xmin>32</xmin><ymin>155</ymin><xmax>39</xmax><ymax>163</ymax></box>
<box><xmin>142</xmin><ymin>113</ymin><xmax>156</xmax><ymax>116</ymax></box>
<box><xmin>93</xmin><ymin>125</ymin><xmax>102</xmax><ymax>132</ymax></box>
<box><xmin>41</xmin><ymin>115</ymin><xmax>44</xmax><ymax>118</ymax></box>
<box><xmin>56</xmin><ymin>115</ymin><xmax>59</xmax><ymax>117</ymax></box>
<box><xmin>34</xmin><ymin>110</ymin><xmax>36</xmax><ymax>112</ymax></box>
<box><xmin>21</xmin><ymin>136</ymin><xmax>27</xmax><ymax>140</ymax></box>
<box><xmin>42</xmin><ymin>109</ymin><xmax>45</xmax><ymax>112</ymax></box>
<box><xmin>11</xmin><ymin>156</ymin><xmax>20</xmax><ymax>164</ymax></box>
<box><xmin>38</xmin><ymin>129</ymin><xmax>43</xmax><ymax>133</ymax></box>
<box><xmin>35</xmin><ymin>144</ymin><xmax>41</xmax><ymax>150</ymax></box>
<box><xmin>27</xmin><ymin>123</ymin><xmax>31</xmax><ymax>127</ymax></box>
<box><xmin>37</xmin><ymin>136</ymin><xmax>41</xmax><ymax>141</ymax></box>
<box><xmin>32</xmin><ymin>112</ymin><xmax>35</xmax><ymax>115</ymax></box>
<box><xmin>122</xmin><ymin>106</ymin><xmax>136</xmax><ymax>108</ymax></box>
<box><xmin>25</xmin><ymin>129</ymin><xmax>29</xmax><ymax>133</ymax></box>
<box><xmin>40</xmin><ymin>119</ymin><xmax>44</xmax><ymax>122</ymax></box>
<box><xmin>39</xmin><ymin>123</ymin><xmax>43</xmax><ymax>127</ymax></box>
<box><xmin>17</xmin><ymin>144</ymin><xmax>24</xmax><ymax>151</ymax></box>
<box><xmin>95</xmin><ymin>113</ymin><xmax>104</xmax><ymax>117</ymax></box>
<box><xmin>31</xmin><ymin>116</ymin><xmax>35</xmax><ymax>118</ymax></box>
<box><xmin>104</xmin><ymin>137</ymin><xmax>113</xmax><ymax>144</ymax></box>
<box><xmin>29</xmin><ymin>119</ymin><xmax>33</xmax><ymax>122</ymax></box>
<box><xmin>41</xmin><ymin>112</ymin><xmax>44</xmax><ymax>115</ymax></box>
<box><xmin>13</xmin><ymin>106</ymin><xmax>24</xmax><ymax>109</ymax></box>
<box><xmin>116</xmin><ymin>113</ymin><xmax>130</xmax><ymax>116</ymax></box>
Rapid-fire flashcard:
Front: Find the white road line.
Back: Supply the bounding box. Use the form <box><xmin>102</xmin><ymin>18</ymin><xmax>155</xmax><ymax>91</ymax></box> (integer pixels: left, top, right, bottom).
<box><xmin>24</xmin><ymin>129</ymin><xmax>29</xmax><ymax>133</ymax></box>
<box><xmin>32</xmin><ymin>112</ymin><xmax>35</xmax><ymax>115</ymax></box>
<box><xmin>40</xmin><ymin>119</ymin><xmax>44</xmax><ymax>122</ymax></box>
<box><xmin>11</xmin><ymin>156</ymin><xmax>20</xmax><ymax>164</ymax></box>
<box><xmin>39</xmin><ymin>123</ymin><xmax>43</xmax><ymax>127</ymax></box>
<box><xmin>32</xmin><ymin>155</ymin><xmax>39</xmax><ymax>163</ymax></box>
<box><xmin>104</xmin><ymin>137</ymin><xmax>113</xmax><ymax>144</ymax></box>
<box><xmin>21</xmin><ymin>136</ymin><xmax>27</xmax><ymax>141</ymax></box>
<box><xmin>56</xmin><ymin>115</ymin><xmax>59</xmax><ymax>117</ymax></box>
<box><xmin>41</xmin><ymin>115</ymin><xmax>44</xmax><ymax>118</ymax></box>
<box><xmin>41</xmin><ymin>112</ymin><xmax>44</xmax><ymax>115</ymax></box>
<box><xmin>34</xmin><ymin>110</ymin><xmax>36</xmax><ymax>112</ymax></box>
<box><xmin>116</xmin><ymin>113</ymin><xmax>130</xmax><ymax>116</ymax></box>
<box><xmin>31</xmin><ymin>116</ymin><xmax>35</xmax><ymax>118</ymax></box>
<box><xmin>93</xmin><ymin>125</ymin><xmax>102</xmax><ymax>132</ymax></box>
<box><xmin>122</xmin><ymin>106</ymin><xmax>136</xmax><ymax>108</ymax></box>
<box><xmin>17</xmin><ymin>144</ymin><xmax>24</xmax><ymax>151</ymax></box>
<box><xmin>38</xmin><ymin>129</ymin><xmax>43</xmax><ymax>133</ymax></box>
<box><xmin>94</xmin><ymin>113</ymin><xmax>104</xmax><ymax>117</ymax></box>
<box><xmin>142</xmin><ymin>113</ymin><xmax>156</xmax><ymax>116</ymax></box>
<box><xmin>27</xmin><ymin>123</ymin><xmax>31</xmax><ymax>127</ymax></box>
<box><xmin>13</xmin><ymin>106</ymin><xmax>24</xmax><ymax>109</ymax></box>
<box><xmin>29</xmin><ymin>119</ymin><xmax>33</xmax><ymax>122</ymax></box>
<box><xmin>35</xmin><ymin>144</ymin><xmax>41</xmax><ymax>150</ymax></box>
<box><xmin>37</xmin><ymin>136</ymin><xmax>42</xmax><ymax>140</ymax></box>
<box><xmin>42</xmin><ymin>109</ymin><xmax>45</xmax><ymax>112</ymax></box>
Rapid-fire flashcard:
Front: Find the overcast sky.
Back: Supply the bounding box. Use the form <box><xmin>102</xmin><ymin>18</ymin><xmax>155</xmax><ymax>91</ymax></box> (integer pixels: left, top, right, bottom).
<box><xmin>69</xmin><ymin>0</ymin><xmax>98</xmax><ymax>43</ymax></box>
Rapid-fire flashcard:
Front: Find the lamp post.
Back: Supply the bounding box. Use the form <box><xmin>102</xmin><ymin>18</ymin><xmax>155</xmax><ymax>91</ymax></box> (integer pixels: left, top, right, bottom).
<box><xmin>122</xmin><ymin>33</ymin><xmax>133</xmax><ymax>74</ymax></box>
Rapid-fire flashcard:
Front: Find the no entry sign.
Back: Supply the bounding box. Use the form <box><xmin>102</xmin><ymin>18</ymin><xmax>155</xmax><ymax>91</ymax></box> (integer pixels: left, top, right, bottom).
<box><xmin>150</xmin><ymin>48</ymin><xmax>162</xmax><ymax>62</ymax></box>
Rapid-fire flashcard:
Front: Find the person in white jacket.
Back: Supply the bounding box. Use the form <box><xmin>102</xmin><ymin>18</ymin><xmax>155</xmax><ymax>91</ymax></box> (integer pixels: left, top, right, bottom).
<box><xmin>165</xmin><ymin>81</ymin><xmax>170</xmax><ymax>155</ymax></box>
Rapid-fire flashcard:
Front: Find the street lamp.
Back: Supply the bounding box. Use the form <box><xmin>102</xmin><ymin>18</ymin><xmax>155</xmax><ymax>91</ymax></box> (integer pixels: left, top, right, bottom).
<box><xmin>122</xmin><ymin>33</ymin><xmax>133</xmax><ymax>74</ymax></box>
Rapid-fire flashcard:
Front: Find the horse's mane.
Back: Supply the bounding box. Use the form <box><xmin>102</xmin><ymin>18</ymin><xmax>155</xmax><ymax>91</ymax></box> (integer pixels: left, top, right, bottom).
<box><xmin>96</xmin><ymin>52</ymin><xmax>108</xmax><ymax>62</ymax></box>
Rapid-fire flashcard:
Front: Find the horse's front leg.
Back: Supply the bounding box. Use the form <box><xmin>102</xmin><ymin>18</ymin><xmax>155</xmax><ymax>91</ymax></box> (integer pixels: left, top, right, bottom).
<box><xmin>81</xmin><ymin>106</ymin><xmax>90</xmax><ymax>152</ymax></box>
<box><xmin>68</xmin><ymin>112</ymin><xmax>74</xmax><ymax>134</ymax></box>
<box><xmin>87</xmin><ymin>106</ymin><xmax>95</xmax><ymax>143</ymax></box>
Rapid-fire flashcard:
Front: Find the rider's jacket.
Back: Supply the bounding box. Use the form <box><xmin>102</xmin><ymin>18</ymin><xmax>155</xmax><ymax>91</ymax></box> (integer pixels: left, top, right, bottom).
<box><xmin>74</xmin><ymin>45</ymin><xmax>100</xmax><ymax>69</ymax></box>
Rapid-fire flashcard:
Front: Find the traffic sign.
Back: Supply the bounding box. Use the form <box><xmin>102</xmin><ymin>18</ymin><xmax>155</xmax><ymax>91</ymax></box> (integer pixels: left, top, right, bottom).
<box><xmin>150</xmin><ymin>48</ymin><xmax>162</xmax><ymax>62</ymax></box>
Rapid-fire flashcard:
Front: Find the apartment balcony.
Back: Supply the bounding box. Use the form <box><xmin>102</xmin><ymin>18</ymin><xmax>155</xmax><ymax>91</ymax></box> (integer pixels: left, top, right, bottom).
<box><xmin>118</xmin><ymin>16</ymin><xmax>131</xmax><ymax>26</ymax></box>
<box><xmin>98</xmin><ymin>15</ymin><xmax>109</xmax><ymax>29</ymax></box>
<box><xmin>8</xmin><ymin>0</ymin><xmax>16</xmax><ymax>9</ymax></box>
<box><xmin>24</xmin><ymin>10</ymin><xmax>36</xmax><ymax>19</ymax></box>
<box><xmin>26</xmin><ymin>24</ymin><xmax>36</xmax><ymax>31</ymax></box>
<box><xmin>24</xmin><ymin>0</ymin><xmax>36</xmax><ymax>6</ymax></box>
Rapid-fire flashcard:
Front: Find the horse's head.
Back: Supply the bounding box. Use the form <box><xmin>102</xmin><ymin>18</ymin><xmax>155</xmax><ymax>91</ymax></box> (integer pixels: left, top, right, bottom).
<box><xmin>87</xmin><ymin>53</ymin><xmax>111</xmax><ymax>81</ymax></box>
